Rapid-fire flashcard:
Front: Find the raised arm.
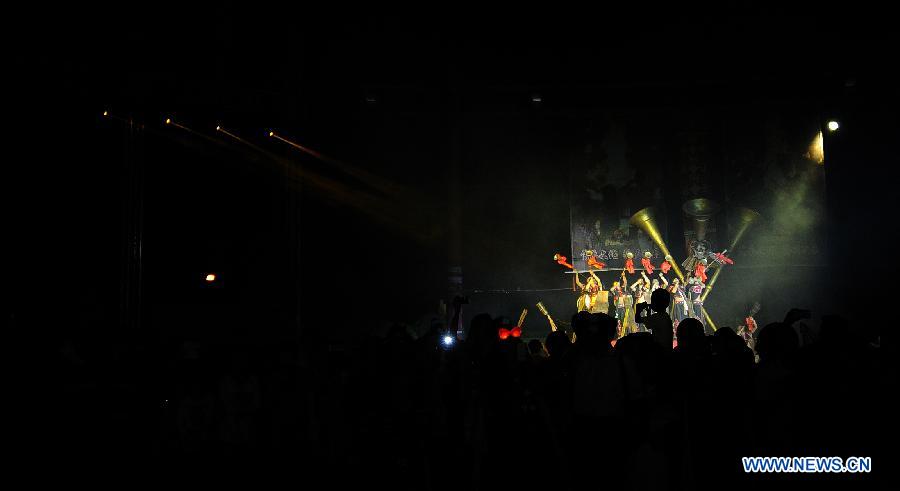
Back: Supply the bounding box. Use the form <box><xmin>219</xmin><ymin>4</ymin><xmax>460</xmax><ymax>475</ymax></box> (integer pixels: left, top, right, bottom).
<box><xmin>658</xmin><ymin>272</ymin><xmax>668</xmax><ymax>289</ymax></box>
<box><xmin>589</xmin><ymin>270</ymin><xmax>603</xmax><ymax>290</ymax></box>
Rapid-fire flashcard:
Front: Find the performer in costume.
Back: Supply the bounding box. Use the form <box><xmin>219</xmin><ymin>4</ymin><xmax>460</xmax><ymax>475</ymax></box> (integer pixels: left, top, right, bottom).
<box><xmin>611</xmin><ymin>271</ymin><xmax>629</xmax><ymax>336</ymax></box>
<box><xmin>667</xmin><ymin>277</ymin><xmax>689</xmax><ymax>326</ymax></box>
<box><xmin>686</xmin><ymin>275</ymin><xmax>707</xmax><ymax>328</ymax></box>
<box><xmin>630</xmin><ymin>276</ymin><xmax>649</xmax><ymax>332</ymax></box>
<box><xmin>652</xmin><ymin>272</ymin><xmax>668</xmax><ymax>295</ymax></box>
<box><xmin>736</xmin><ymin>302</ymin><xmax>761</xmax><ymax>351</ymax></box>
<box><xmin>574</xmin><ymin>269</ymin><xmax>608</xmax><ymax>314</ymax></box>
<box><xmin>640</xmin><ymin>272</ymin><xmax>656</xmax><ymax>305</ymax></box>
<box><xmin>622</xmin><ymin>288</ymin><xmax>637</xmax><ymax>335</ymax></box>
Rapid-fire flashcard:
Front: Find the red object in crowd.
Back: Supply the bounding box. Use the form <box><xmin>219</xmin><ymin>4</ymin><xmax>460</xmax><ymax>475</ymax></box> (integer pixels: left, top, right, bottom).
<box><xmin>498</xmin><ymin>326</ymin><xmax>522</xmax><ymax>340</ymax></box>
<box><xmin>554</xmin><ymin>253</ymin><xmax>574</xmax><ymax>269</ymax></box>
<box><xmin>660</xmin><ymin>260</ymin><xmax>672</xmax><ymax>274</ymax></box>
<box><xmin>695</xmin><ymin>262</ymin><xmax>708</xmax><ymax>282</ymax></box>
<box><xmin>641</xmin><ymin>257</ymin><xmax>655</xmax><ymax>274</ymax></box>
<box><xmin>625</xmin><ymin>258</ymin><xmax>635</xmax><ymax>274</ymax></box>
<box><xmin>587</xmin><ymin>256</ymin><xmax>606</xmax><ymax>269</ymax></box>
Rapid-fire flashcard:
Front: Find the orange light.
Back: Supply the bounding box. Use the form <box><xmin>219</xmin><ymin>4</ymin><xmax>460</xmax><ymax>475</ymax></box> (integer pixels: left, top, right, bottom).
<box><xmin>205</xmin><ymin>274</ymin><xmax>216</xmax><ymax>282</ymax></box>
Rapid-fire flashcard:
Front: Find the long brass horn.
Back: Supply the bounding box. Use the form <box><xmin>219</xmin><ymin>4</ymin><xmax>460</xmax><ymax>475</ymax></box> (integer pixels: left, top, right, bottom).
<box><xmin>682</xmin><ymin>198</ymin><xmax>721</xmax><ymax>243</ymax></box>
<box><xmin>700</xmin><ymin>207</ymin><xmax>760</xmax><ymax>302</ymax></box>
<box><xmin>629</xmin><ymin>207</ymin><xmax>685</xmax><ymax>282</ymax></box>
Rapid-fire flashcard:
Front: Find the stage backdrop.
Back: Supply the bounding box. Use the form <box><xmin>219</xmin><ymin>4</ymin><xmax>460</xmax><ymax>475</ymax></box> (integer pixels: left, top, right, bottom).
<box><xmin>567</xmin><ymin>107</ymin><xmax>829</xmax><ymax>326</ymax></box>
<box><xmin>569</xmin><ymin>118</ymin><xmax>669</xmax><ymax>272</ymax></box>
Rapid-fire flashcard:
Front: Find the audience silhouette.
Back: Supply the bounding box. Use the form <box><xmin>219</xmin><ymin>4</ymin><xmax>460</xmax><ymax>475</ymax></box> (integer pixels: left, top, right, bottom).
<box><xmin>44</xmin><ymin>299</ymin><xmax>887</xmax><ymax>489</ymax></box>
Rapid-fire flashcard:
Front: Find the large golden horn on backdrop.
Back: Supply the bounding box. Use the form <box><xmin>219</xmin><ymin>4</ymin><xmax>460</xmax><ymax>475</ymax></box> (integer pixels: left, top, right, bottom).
<box><xmin>682</xmin><ymin>198</ymin><xmax>721</xmax><ymax>243</ymax></box>
<box><xmin>630</xmin><ymin>207</ymin><xmax>685</xmax><ymax>282</ymax></box>
<box><xmin>700</xmin><ymin>207</ymin><xmax>761</xmax><ymax>302</ymax></box>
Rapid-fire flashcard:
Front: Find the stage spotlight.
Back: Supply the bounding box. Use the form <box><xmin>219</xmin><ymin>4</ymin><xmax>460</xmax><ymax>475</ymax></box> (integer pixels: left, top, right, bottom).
<box><xmin>268</xmin><ymin>131</ymin><xmax>274</xmax><ymax>137</ymax></box>
<box><xmin>442</xmin><ymin>335</ymin><xmax>455</xmax><ymax>347</ymax></box>
<box><xmin>827</xmin><ymin>121</ymin><xmax>839</xmax><ymax>132</ymax></box>
<box><xmin>205</xmin><ymin>273</ymin><xmax>216</xmax><ymax>282</ymax></box>
<box><xmin>165</xmin><ymin>118</ymin><xmax>171</xmax><ymax>124</ymax></box>
<box><xmin>532</xmin><ymin>94</ymin><xmax>542</xmax><ymax>103</ymax></box>
<box><xmin>215</xmin><ymin>125</ymin><xmax>221</xmax><ymax>131</ymax></box>
<box><xmin>102</xmin><ymin>110</ymin><xmax>108</xmax><ymax>116</ymax></box>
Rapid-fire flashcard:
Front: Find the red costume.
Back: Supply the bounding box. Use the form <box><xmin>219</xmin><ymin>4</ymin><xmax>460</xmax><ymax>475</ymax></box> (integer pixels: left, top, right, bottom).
<box><xmin>660</xmin><ymin>260</ymin><xmax>672</xmax><ymax>274</ymax></box>
<box><xmin>694</xmin><ymin>262</ymin><xmax>708</xmax><ymax>283</ymax></box>
<box><xmin>587</xmin><ymin>256</ymin><xmax>606</xmax><ymax>270</ymax></box>
<box><xmin>641</xmin><ymin>257</ymin><xmax>655</xmax><ymax>274</ymax></box>
<box><xmin>625</xmin><ymin>258</ymin><xmax>635</xmax><ymax>274</ymax></box>
<box><xmin>554</xmin><ymin>253</ymin><xmax>574</xmax><ymax>270</ymax></box>
<box><xmin>744</xmin><ymin>316</ymin><xmax>757</xmax><ymax>333</ymax></box>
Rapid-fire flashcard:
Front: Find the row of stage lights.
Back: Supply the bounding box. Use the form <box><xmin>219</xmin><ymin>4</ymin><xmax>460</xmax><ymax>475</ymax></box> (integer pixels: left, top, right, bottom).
<box><xmin>104</xmin><ymin>111</ymin><xmax>842</xmax><ymax>134</ymax></box>
<box><xmin>102</xmin><ymin>110</ymin><xmax>305</xmax><ymax>141</ymax></box>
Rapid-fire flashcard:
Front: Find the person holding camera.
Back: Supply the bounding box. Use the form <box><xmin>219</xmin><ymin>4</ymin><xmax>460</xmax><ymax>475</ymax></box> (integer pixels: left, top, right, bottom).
<box><xmin>635</xmin><ymin>288</ymin><xmax>674</xmax><ymax>350</ymax></box>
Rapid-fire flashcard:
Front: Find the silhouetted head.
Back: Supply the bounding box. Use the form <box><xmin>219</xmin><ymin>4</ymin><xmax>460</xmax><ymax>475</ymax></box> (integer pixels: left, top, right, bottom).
<box><xmin>573</xmin><ymin>312</ymin><xmax>616</xmax><ymax>351</ymax></box>
<box><xmin>711</xmin><ymin>326</ymin><xmax>745</xmax><ymax>353</ymax></box>
<box><xmin>755</xmin><ymin>322</ymin><xmax>799</xmax><ymax>363</ymax></box>
<box><xmin>596</xmin><ymin>313</ymin><xmax>619</xmax><ymax>343</ymax></box>
<box><xmin>650</xmin><ymin>288</ymin><xmax>671</xmax><ymax>311</ymax></box>
<box><xmin>466</xmin><ymin>313</ymin><xmax>497</xmax><ymax>361</ymax></box>
<box><xmin>714</xmin><ymin>326</ymin><xmax>737</xmax><ymax>338</ymax></box>
<box><xmin>572</xmin><ymin>311</ymin><xmax>592</xmax><ymax>337</ymax></box>
<box><xmin>527</xmin><ymin>339</ymin><xmax>548</xmax><ymax>359</ymax></box>
<box><xmin>545</xmin><ymin>331</ymin><xmax>571</xmax><ymax>359</ymax></box>
<box><xmin>676</xmin><ymin>318</ymin><xmax>706</xmax><ymax>353</ymax></box>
